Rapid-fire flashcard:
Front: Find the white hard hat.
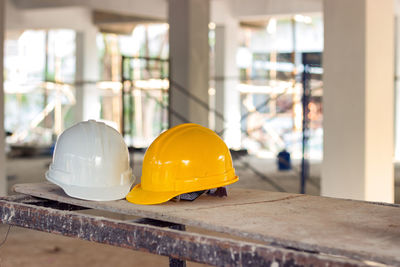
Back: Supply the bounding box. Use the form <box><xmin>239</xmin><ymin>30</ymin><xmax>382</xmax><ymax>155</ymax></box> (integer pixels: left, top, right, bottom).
<box><xmin>46</xmin><ymin>120</ymin><xmax>134</xmax><ymax>201</ymax></box>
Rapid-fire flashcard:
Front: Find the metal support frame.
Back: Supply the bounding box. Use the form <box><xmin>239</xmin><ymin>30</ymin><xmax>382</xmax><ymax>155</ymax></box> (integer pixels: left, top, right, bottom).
<box><xmin>133</xmin><ymin>218</ymin><xmax>186</xmax><ymax>267</ymax></box>
<box><xmin>121</xmin><ymin>55</ymin><xmax>126</xmax><ymax>135</ymax></box>
<box><xmin>0</xmin><ymin>195</ymin><xmax>368</xmax><ymax>267</ymax></box>
<box><xmin>168</xmin><ymin>224</ymin><xmax>186</xmax><ymax>267</ymax></box>
<box><xmin>120</xmin><ymin>55</ymin><xmax>170</xmax><ymax>144</ymax></box>
<box><xmin>300</xmin><ymin>52</ymin><xmax>321</xmax><ymax>194</ymax></box>
<box><xmin>301</xmin><ymin>65</ymin><xmax>310</xmax><ymax>194</ymax></box>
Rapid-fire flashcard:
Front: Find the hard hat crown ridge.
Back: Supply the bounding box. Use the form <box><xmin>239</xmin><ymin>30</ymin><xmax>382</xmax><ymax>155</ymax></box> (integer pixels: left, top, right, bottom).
<box><xmin>126</xmin><ymin>123</ymin><xmax>238</xmax><ymax>205</ymax></box>
<box><xmin>46</xmin><ymin>120</ymin><xmax>134</xmax><ymax>201</ymax></box>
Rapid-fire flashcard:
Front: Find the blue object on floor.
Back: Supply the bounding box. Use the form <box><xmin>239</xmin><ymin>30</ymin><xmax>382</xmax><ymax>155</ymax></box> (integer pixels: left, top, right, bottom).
<box><xmin>277</xmin><ymin>149</ymin><xmax>291</xmax><ymax>171</ymax></box>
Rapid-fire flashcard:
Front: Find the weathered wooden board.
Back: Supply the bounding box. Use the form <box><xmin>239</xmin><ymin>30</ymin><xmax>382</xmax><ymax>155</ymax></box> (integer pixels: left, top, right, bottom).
<box><xmin>13</xmin><ymin>182</ymin><xmax>400</xmax><ymax>265</ymax></box>
<box><xmin>0</xmin><ymin>196</ymin><xmax>369</xmax><ymax>267</ymax></box>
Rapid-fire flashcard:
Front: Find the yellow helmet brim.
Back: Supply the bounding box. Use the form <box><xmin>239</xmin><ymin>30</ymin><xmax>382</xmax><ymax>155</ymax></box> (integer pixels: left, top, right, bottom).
<box><xmin>126</xmin><ymin>175</ymin><xmax>239</xmax><ymax>205</ymax></box>
<box><xmin>126</xmin><ymin>183</ymin><xmax>181</xmax><ymax>205</ymax></box>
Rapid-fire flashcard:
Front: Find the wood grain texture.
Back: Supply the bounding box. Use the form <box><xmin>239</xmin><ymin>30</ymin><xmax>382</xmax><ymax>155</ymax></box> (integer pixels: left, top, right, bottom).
<box><xmin>0</xmin><ymin>197</ymin><xmax>369</xmax><ymax>267</ymax></box>
<box><xmin>13</xmin><ymin>182</ymin><xmax>400</xmax><ymax>265</ymax></box>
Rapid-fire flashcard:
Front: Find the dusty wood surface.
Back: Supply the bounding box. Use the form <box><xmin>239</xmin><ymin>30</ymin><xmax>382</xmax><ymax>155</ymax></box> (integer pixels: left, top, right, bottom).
<box><xmin>13</xmin><ymin>182</ymin><xmax>400</xmax><ymax>265</ymax></box>
<box><xmin>0</xmin><ymin>197</ymin><xmax>368</xmax><ymax>267</ymax></box>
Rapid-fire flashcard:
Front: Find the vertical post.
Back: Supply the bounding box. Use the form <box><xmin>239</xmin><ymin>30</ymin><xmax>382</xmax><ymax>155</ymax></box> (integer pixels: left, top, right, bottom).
<box><xmin>121</xmin><ymin>56</ymin><xmax>125</xmax><ymax>135</ymax></box>
<box><xmin>0</xmin><ymin>0</ymin><xmax>6</xmax><ymax>196</ymax></box>
<box><xmin>291</xmin><ymin>17</ymin><xmax>302</xmax><ymax>132</ymax></box>
<box><xmin>168</xmin><ymin>58</ymin><xmax>172</xmax><ymax>128</ymax></box>
<box><xmin>301</xmin><ymin>65</ymin><xmax>310</xmax><ymax>194</ymax></box>
<box><xmin>43</xmin><ymin>31</ymin><xmax>51</xmax><ymax>128</ymax></box>
<box><xmin>74</xmin><ymin>27</ymin><xmax>100</xmax><ymax>124</ymax></box>
<box><xmin>214</xmin><ymin>25</ymin><xmax>225</xmax><ymax>133</ymax></box>
<box><xmin>75</xmin><ymin>31</ymin><xmax>84</xmax><ymax>123</ymax></box>
<box><xmin>168</xmin><ymin>0</ymin><xmax>210</xmax><ymax>127</ymax></box>
<box><xmin>132</xmin><ymin>218</ymin><xmax>187</xmax><ymax>267</ymax></box>
<box><xmin>130</xmin><ymin>60</ymin><xmax>136</xmax><ymax>146</ymax></box>
<box><xmin>168</xmin><ymin>224</ymin><xmax>186</xmax><ymax>267</ymax></box>
<box><xmin>395</xmin><ymin>14</ymin><xmax>400</xmax><ymax>161</ymax></box>
<box><xmin>322</xmin><ymin>0</ymin><xmax>394</xmax><ymax>202</ymax></box>
<box><xmin>214</xmin><ymin>20</ymin><xmax>241</xmax><ymax>148</ymax></box>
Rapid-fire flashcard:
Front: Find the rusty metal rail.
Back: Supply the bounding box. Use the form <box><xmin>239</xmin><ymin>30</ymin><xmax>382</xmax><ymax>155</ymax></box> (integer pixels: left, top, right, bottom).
<box><xmin>0</xmin><ymin>195</ymin><xmax>370</xmax><ymax>266</ymax></box>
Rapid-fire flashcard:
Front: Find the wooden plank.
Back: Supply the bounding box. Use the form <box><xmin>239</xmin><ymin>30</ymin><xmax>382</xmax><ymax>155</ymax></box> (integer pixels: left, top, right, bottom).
<box><xmin>13</xmin><ymin>182</ymin><xmax>400</xmax><ymax>265</ymax></box>
<box><xmin>0</xmin><ymin>197</ymin><xmax>368</xmax><ymax>267</ymax></box>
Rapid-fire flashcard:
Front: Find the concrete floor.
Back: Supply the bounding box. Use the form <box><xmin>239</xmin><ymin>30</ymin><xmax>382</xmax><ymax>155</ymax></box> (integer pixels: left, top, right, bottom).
<box><xmin>1</xmin><ymin>152</ymin><xmax>400</xmax><ymax>266</ymax></box>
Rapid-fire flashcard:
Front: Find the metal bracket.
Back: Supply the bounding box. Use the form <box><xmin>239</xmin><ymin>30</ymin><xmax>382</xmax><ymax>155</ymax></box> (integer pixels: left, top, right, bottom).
<box><xmin>132</xmin><ymin>218</ymin><xmax>186</xmax><ymax>267</ymax></box>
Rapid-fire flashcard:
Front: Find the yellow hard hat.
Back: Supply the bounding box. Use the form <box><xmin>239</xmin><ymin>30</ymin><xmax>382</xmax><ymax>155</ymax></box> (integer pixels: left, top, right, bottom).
<box><xmin>126</xmin><ymin>123</ymin><xmax>238</xmax><ymax>205</ymax></box>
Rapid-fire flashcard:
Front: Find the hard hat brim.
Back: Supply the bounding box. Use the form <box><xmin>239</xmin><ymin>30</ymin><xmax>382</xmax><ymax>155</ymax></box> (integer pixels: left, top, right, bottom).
<box><xmin>126</xmin><ymin>183</ymin><xmax>181</xmax><ymax>205</ymax></box>
<box><xmin>126</xmin><ymin>176</ymin><xmax>239</xmax><ymax>205</ymax></box>
<box><xmin>46</xmin><ymin>171</ymin><xmax>135</xmax><ymax>201</ymax></box>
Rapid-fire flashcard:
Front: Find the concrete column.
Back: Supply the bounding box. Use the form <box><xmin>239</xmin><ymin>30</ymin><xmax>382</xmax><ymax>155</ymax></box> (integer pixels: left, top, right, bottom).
<box><xmin>0</xmin><ymin>0</ymin><xmax>6</xmax><ymax>196</ymax></box>
<box><xmin>215</xmin><ymin>22</ymin><xmax>241</xmax><ymax>148</ymax></box>
<box><xmin>395</xmin><ymin>14</ymin><xmax>400</xmax><ymax>160</ymax></box>
<box><xmin>74</xmin><ymin>27</ymin><xmax>100</xmax><ymax>123</ymax></box>
<box><xmin>322</xmin><ymin>0</ymin><xmax>394</xmax><ymax>202</ymax></box>
<box><xmin>168</xmin><ymin>0</ymin><xmax>210</xmax><ymax>127</ymax></box>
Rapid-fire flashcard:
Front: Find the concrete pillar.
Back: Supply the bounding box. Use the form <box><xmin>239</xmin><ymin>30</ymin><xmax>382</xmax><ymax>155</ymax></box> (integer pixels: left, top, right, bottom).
<box><xmin>322</xmin><ymin>0</ymin><xmax>394</xmax><ymax>202</ymax></box>
<box><xmin>0</xmin><ymin>0</ymin><xmax>6</xmax><ymax>196</ymax></box>
<box><xmin>215</xmin><ymin>22</ymin><xmax>241</xmax><ymax>148</ymax></box>
<box><xmin>215</xmin><ymin>25</ymin><xmax>226</xmax><ymax>133</ymax></box>
<box><xmin>74</xmin><ymin>27</ymin><xmax>100</xmax><ymax>123</ymax></box>
<box><xmin>168</xmin><ymin>0</ymin><xmax>210</xmax><ymax>127</ymax></box>
<box><xmin>395</xmin><ymin>14</ymin><xmax>400</xmax><ymax>160</ymax></box>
